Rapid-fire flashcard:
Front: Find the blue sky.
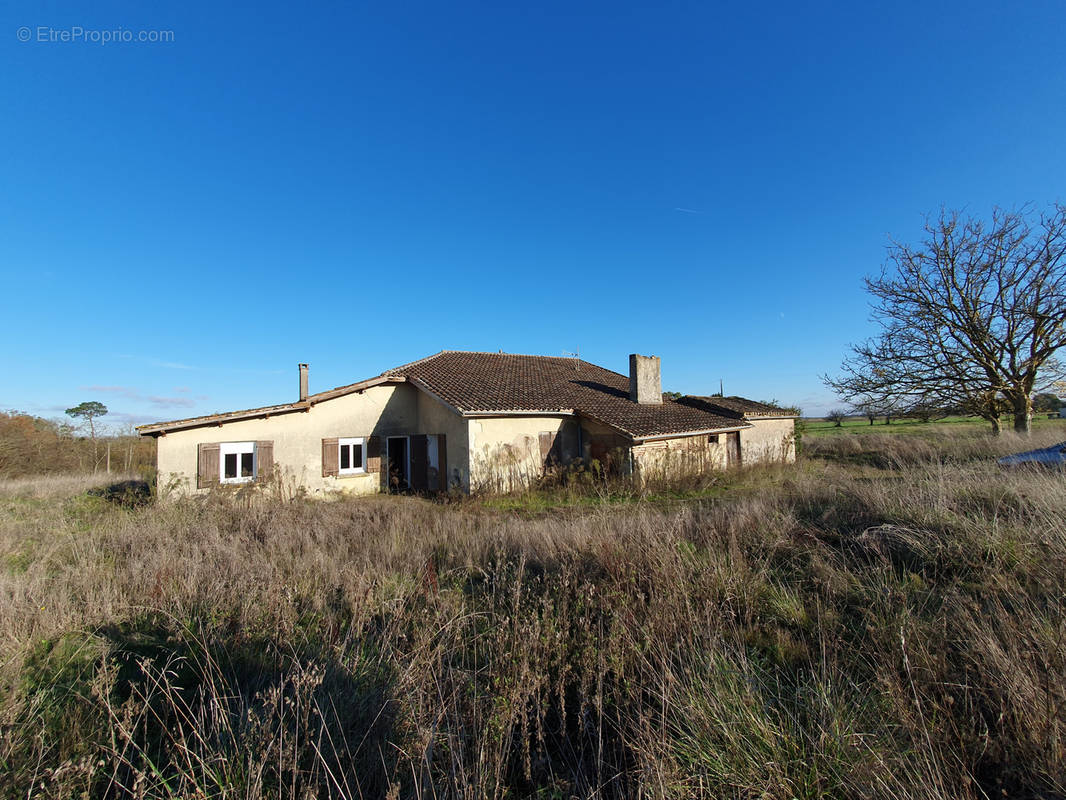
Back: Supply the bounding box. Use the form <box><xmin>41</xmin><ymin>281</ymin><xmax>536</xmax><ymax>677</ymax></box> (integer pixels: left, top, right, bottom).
<box><xmin>2</xmin><ymin>1</ymin><xmax>1064</xmax><ymax>428</ymax></box>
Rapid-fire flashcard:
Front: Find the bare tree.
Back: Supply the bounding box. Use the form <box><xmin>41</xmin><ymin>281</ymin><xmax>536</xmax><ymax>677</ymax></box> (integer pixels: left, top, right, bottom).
<box><xmin>825</xmin><ymin>409</ymin><xmax>848</xmax><ymax>427</ymax></box>
<box><xmin>825</xmin><ymin>206</ymin><xmax>1066</xmax><ymax>434</ymax></box>
<box><xmin>907</xmin><ymin>403</ymin><xmax>949</xmax><ymax>423</ymax></box>
<box><xmin>850</xmin><ymin>399</ymin><xmax>880</xmax><ymax>426</ymax></box>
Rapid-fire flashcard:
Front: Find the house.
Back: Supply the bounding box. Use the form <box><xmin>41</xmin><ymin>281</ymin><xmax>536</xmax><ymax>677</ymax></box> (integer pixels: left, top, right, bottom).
<box><xmin>136</xmin><ymin>352</ymin><xmax>797</xmax><ymax>495</ymax></box>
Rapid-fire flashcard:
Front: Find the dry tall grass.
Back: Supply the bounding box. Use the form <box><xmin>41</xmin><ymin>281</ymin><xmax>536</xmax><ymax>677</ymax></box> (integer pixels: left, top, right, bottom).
<box><xmin>0</xmin><ymin>472</ymin><xmax>143</xmax><ymax>500</ymax></box>
<box><xmin>1</xmin><ymin>430</ymin><xmax>1064</xmax><ymax>799</ymax></box>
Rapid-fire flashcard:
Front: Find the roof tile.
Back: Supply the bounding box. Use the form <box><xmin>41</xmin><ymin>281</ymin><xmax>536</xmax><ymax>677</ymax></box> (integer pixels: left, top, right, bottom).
<box><xmin>681</xmin><ymin>395</ymin><xmax>796</xmax><ymax>418</ymax></box>
<box><xmin>385</xmin><ymin>351</ymin><xmax>748</xmax><ymax>438</ymax></box>
<box><xmin>139</xmin><ymin>352</ymin><xmax>767</xmax><ymax>439</ymax></box>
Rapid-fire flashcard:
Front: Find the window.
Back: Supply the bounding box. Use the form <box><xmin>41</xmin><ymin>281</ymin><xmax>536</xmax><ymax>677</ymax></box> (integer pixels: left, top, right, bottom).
<box><xmin>220</xmin><ymin>442</ymin><xmax>256</xmax><ymax>484</ymax></box>
<box><xmin>707</xmin><ymin>434</ymin><xmax>720</xmax><ymax>444</ymax></box>
<box><xmin>339</xmin><ymin>437</ymin><xmax>366</xmax><ymax>475</ymax></box>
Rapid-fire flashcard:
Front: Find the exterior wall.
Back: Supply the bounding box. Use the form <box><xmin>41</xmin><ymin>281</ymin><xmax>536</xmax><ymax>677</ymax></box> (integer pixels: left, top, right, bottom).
<box><xmin>740</xmin><ymin>417</ymin><xmax>796</xmax><ymax>463</ymax></box>
<box><xmin>632</xmin><ymin>433</ymin><xmax>725</xmax><ymax>482</ymax></box>
<box><xmin>154</xmin><ymin>388</ymin><xmax>797</xmax><ymax>497</ymax></box>
<box><xmin>632</xmin><ymin>418</ymin><xmax>795</xmax><ymax>482</ymax></box>
<box><xmin>629</xmin><ymin>354</ymin><xmax>663</xmax><ymax>404</ymax></box>
<box><xmin>157</xmin><ymin>383</ymin><xmax>468</xmax><ymax>496</ymax></box>
<box><xmin>467</xmin><ymin>415</ymin><xmax>579</xmax><ymax>493</ymax></box>
<box><xmin>579</xmin><ymin>418</ymin><xmax>631</xmax><ymax>472</ymax></box>
<box><xmin>415</xmin><ymin>390</ymin><xmax>470</xmax><ymax>492</ymax></box>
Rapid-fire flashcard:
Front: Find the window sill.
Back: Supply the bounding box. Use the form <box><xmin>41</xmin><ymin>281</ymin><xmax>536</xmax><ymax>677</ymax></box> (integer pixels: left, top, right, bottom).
<box><xmin>336</xmin><ymin>471</ymin><xmax>371</xmax><ymax>479</ymax></box>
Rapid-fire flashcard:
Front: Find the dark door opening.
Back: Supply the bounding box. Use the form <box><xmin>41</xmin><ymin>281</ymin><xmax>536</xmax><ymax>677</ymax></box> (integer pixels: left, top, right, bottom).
<box><xmin>386</xmin><ymin>436</ymin><xmax>409</xmax><ymax>492</ymax></box>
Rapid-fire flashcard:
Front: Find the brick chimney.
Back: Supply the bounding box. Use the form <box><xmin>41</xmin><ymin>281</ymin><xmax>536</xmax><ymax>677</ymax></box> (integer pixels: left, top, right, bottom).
<box><xmin>299</xmin><ymin>363</ymin><xmax>309</xmax><ymax>401</ymax></box>
<box><xmin>629</xmin><ymin>354</ymin><xmax>662</xmax><ymax>405</ymax></box>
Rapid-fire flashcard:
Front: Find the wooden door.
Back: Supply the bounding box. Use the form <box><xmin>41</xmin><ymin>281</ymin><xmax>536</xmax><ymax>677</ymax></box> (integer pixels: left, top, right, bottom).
<box><xmin>726</xmin><ymin>431</ymin><xmax>741</xmax><ymax>467</ymax></box>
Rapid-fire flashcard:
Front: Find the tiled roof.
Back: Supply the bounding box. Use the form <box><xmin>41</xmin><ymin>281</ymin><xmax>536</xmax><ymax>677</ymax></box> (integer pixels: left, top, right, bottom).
<box><xmin>138</xmin><ymin>352</ymin><xmax>761</xmax><ymax>439</ymax></box>
<box><xmin>385</xmin><ymin>351</ymin><xmax>748</xmax><ymax>439</ymax></box>
<box><xmin>680</xmin><ymin>395</ymin><xmax>797</xmax><ymax>419</ymax></box>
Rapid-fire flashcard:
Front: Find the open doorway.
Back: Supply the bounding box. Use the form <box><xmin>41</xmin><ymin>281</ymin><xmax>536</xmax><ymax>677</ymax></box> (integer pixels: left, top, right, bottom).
<box><xmin>386</xmin><ymin>436</ymin><xmax>410</xmax><ymax>492</ymax></box>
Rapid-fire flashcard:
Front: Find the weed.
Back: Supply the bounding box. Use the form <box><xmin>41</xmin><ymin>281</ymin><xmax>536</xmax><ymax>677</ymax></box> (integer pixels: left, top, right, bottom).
<box><xmin>0</xmin><ymin>433</ymin><xmax>1064</xmax><ymax>798</ymax></box>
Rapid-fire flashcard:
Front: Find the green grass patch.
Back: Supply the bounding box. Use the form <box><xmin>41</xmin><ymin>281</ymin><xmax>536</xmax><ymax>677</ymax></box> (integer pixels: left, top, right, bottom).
<box><xmin>804</xmin><ymin>414</ymin><xmax>1066</xmax><ymax>437</ymax></box>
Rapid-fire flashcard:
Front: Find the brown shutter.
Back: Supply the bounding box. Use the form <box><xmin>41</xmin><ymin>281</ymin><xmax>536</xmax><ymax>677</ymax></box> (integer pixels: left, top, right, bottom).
<box><xmin>197</xmin><ymin>443</ymin><xmax>220</xmax><ymax>489</ymax></box>
<box><xmin>366</xmin><ymin>435</ymin><xmax>382</xmax><ymax>487</ymax></box>
<box><xmin>539</xmin><ymin>431</ymin><xmax>558</xmax><ymax>469</ymax></box>
<box><xmin>410</xmin><ymin>435</ymin><xmax>428</xmax><ymax>492</ymax></box>
<box><xmin>256</xmin><ymin>441</ymin><xmax>273</xmax><ymax>480</ymax></box>
<box><xmin>437</xmin><ymin>434</ymin><xmax>447</xmax><ymax>492</ymax></box>
<box><xmin>726</xmin><ymin>431</ymin><xmax>741</xmax><ymax>467</ymax></box>
<box><xmin>322</xmin><ymin>438</ymin><xmax>339</xmax><ymax>477</ymax></box>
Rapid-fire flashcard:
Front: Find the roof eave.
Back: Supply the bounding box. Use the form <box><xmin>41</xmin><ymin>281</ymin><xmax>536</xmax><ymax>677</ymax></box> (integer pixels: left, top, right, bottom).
<box><xmin>136</xmin><ymin>375</ymin><xmax>403</xmax><ymax>436</ymax></box>
<box><xmin>631</xmin><ymin>424</ymin><xmax>753</xmax><ymax>444</ymax></box>
<box><xmin>405</xmin><ymin>376</ymin><xmax>467</xmax><ymax>418</ymax></box>
<box><xmin>305</xmin><ymin>375</ymin><xmax>401</xmax><ymax>403</ymax></box>
<box><xmin>462</xmin><ymin>409</ymin><xmax>578</xmax><ymax>417</ymax></box>
<box><xmin>136</xmin><ymin>402</ymin><xmax>310</xmax><ymax>436</ymax></box>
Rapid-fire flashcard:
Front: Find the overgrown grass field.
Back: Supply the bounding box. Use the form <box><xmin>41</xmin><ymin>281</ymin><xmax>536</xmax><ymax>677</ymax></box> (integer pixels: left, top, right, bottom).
<box><xmin>1</xmin><ymin>428</ymin><xmax>1064</xmax><ymax>798</ymax></box>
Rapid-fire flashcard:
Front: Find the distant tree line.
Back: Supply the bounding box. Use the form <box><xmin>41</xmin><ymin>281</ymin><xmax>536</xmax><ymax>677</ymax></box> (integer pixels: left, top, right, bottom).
<box><xmin>0</xmin><ymin>411</ymin><xmax>155</xmax><ymax>478</ymax></box>
<box><xmin>823</xmin><ymin>391</ymin><xmax>1061</xmax><ymax>427</ymax></box>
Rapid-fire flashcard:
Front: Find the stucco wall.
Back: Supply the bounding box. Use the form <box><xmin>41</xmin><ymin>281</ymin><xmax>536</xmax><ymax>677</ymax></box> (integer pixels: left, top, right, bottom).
<box><xmin>467</xmin><ymin>415</ymin><xmax>579</xmax><ymax>492</ymax></box>
<box><xmin>740</xmin><ymin>417</ymin><xmax>796</xmax><ymax>463</ymax></box>
<box><xmin>633</xmin><ymin>418</ymin><xmax>795</xmax><ymax>480</ymax></box>
<box><xmin>154</xmin><ymin>387</ymin><xmax>796</xmax><ymax>497</ymax></box>
<box><xmin>415</xmin><ymin>390</ymin><xmax>470</xmax><ymax>492</ymax></box>
<box><xmin>632</xmin><ymin>434</ymin><xmax>726</xmax><ymax>481</ymax></box>
<box><xmin>578</xmin><ymin>418</ymin><xmax>631</xmax><ymax>472</ymax></box>
<box><xmin>156</xmin><ymin>383</ymin><xmax>469</xmax><ymax>496</ymax></box>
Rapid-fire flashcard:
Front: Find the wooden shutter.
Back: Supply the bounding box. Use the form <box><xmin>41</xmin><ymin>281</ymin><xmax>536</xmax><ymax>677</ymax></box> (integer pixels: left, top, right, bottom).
<box><xmin>322</xmin><ymin>438</ymin><xmax>339</xmax><ymax>477</ymax></box>
<box><xmin>410</xmin><ymin>435</ymin><xmax>428</xmax><ymax>492</ymax></box>
<box><xmin>727</xmin><ymin>431</ymin><xmax>741</xmax><ymax>467</ymax></box>
<box><xmin>256</xmin><ymin>441</ymin><xmax>274</xmax><ymax>480</ymax></box>
<box><xmin>366</xmin><ymin>436</ymin><xmax>382</xmax><ymax>487</ymax></box>
<box><xmin>539</xmin><ymin>431</ymin><xmax>558</xmax><ymax>469</ymax></box>
<box><xmin>437</xmin><ymin>434</ymin><xmax>447</xmax><ymax>492</ymax></box>
<box><xmin>197</xmin><ymin>443</ymin><xmax>220</xmax><ymax>489</ymax></box>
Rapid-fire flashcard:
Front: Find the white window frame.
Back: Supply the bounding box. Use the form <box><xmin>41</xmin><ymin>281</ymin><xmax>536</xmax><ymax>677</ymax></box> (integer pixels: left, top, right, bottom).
<box><xmin>338</xmin><ymin>437</ymin><xmax>367</xmax><ymax>475</ymax></box>
<box><xmin>220</xmin><ymin>441</ymin><xmax>256</xmax><ymax>484</ymax></box>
